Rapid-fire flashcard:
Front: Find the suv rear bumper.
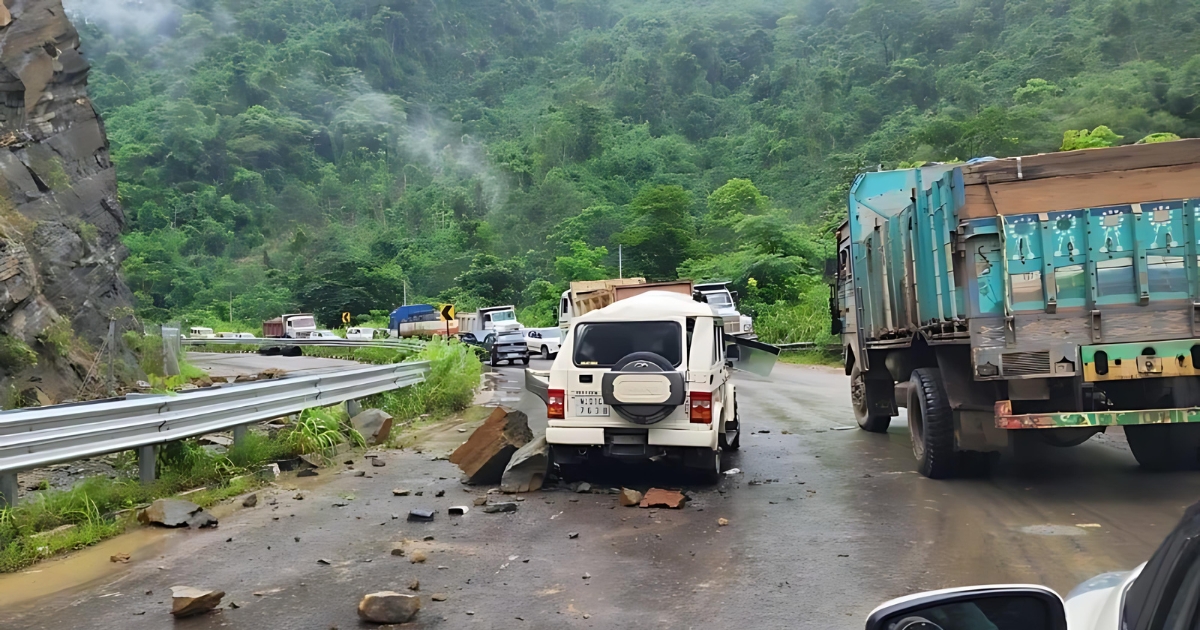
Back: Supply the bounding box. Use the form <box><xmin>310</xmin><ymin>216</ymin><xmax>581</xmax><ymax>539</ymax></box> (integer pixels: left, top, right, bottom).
<box><xmin>546</xmin><ymin>427</ymin><xmax>715</xmax><ymax>449</ymax></box>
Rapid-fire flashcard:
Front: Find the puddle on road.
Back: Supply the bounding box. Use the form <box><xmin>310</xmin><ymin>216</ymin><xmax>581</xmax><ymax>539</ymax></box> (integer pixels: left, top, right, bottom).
<box><xmin>1019</xmin><ymin>524</ymin><xmax>1090</xmax><ymax>537</ymax></box>
<box><xmin>0</xmin><ymin>525</ymin><xmax>175</xmax><ymax>610</ymax></box>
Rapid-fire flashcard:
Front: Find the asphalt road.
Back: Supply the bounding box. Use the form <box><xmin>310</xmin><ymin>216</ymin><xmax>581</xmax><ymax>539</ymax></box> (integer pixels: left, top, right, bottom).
<box><xmin>6</xmin><ymin>359</ymin><xmax>1200</xmax><ymax>629</ymax></box>
<box><xmin>187</xmin><ymin>352</ymin><xmax>362</xmax><ymax>379</ymax></box>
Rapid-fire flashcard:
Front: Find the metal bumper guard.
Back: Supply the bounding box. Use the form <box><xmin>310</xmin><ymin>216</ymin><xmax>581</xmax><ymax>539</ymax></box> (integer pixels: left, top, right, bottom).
<box><xmin>995</xmin><ymin>400</ymin><xmax>1200</xmax><ymax>429</ymax></box>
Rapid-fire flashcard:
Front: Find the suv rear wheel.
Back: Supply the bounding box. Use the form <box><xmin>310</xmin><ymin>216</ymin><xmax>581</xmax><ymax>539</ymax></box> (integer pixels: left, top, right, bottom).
<box><xmin>691</xmin><ymin>448</ymin><xmax>721</xmax><ymax>484</ymax></box>
<box><xmin>719</xmin><ymin>402</ymin><xmax>741</xmax><ymax>451</ymax></box>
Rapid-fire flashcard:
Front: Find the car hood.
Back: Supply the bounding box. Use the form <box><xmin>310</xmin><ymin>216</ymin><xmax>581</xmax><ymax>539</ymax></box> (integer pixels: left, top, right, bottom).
<box><xmin>1064</xmin><ymin>565</ymin><xmax>1143</xmax><ymax>630</ymax></box>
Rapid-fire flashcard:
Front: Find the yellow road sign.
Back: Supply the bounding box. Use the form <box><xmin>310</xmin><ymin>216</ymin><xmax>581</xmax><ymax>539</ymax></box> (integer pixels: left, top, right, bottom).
<box><xmin>342</xmin><ymin>311</ymin><xmax>351</xmax><ymax>325</ymax></box>
<box><xmin>440</xmin><ymin>304</ymin><xmax>455</xmax><ymax>320</ymax></box>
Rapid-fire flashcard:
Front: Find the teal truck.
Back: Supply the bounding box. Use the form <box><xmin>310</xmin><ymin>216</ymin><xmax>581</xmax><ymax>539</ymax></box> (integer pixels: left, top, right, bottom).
<box><xmin>833</xmin><ymin>140</ymin><xmax>1200</xmax><ymax>477</ymax></box>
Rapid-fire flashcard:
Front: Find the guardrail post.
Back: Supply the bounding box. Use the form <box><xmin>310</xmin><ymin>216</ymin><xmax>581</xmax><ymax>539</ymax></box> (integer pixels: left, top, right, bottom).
<box><xmin>138</xmin><ymin>445</ymin><xmax>156</xmax><ymax>484</ymax></box>
<box><xmin>346</xmin><ymin>399</ymin><xmax>362</xmax><ymax>418</ymax></box>
<box><xmin>232</xmin><ymin>424</ymin><xmax>248</xmax><ymax>446</ymax></box>
<box><xmin>0</xmin><ymin>472</ymin><xmax>16</xmax><ymax>508</ymax></box>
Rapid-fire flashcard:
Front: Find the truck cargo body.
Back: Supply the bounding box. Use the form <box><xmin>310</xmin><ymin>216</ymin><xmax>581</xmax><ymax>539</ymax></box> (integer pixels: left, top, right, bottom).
<box><xmin>557</xmin><ymin>279</ymin><xmax>694</xmax><ymax>334</ymax></box>
<box><xmin>389</xmin><ymin>304</ymin><xmax>458</xmax><ymax>338</ymax></box>
<box><xmin>834</xmin><ymin>140</ymin><xmax>1200</xmax><ymax>476</ymax></box>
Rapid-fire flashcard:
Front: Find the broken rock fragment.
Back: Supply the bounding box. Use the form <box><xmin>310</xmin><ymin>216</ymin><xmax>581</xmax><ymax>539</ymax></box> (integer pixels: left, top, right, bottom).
<box><xmin>639</xmin><ymin>488</ymin><xmax>686</xmax><ymax>509</ymax></box>
<box><xmin>357</xmin><ymin>591</ymin><xmax>421</xmax><ymax>624</ymax></box>
<box><xmin>449</xmin><ymin>407</ymin><xmax>533</xmax><ymax>484</ymax></box>
<box><xmin>618</xmin><ymin>488</ymin><xmax>643</xmax><ymax>507</ymax></box>
<box><xmin>350</xmin><ymin>409</ymin><xmax>394</xmax><ymax>445</ymax></box>
<box><xmin>500</xmin><ymin>435</ymin><xmax>549</xmax><ymax>493</ymax></box>
<box><xmin>242</xmin><ymin>493</ymin><xmax>258</xmax><ymax>508</ymax></box>
<box><xmin>482</xmin><ymin>502</ymin><xmax>518</xmax><ymax>514</ymax></box>
<box><xmin>138</xmin><ymin>499</ymin><xmax>218</xmax><ymax>529</ymax></box>
<box><xmin>170</xmin><ymin>586</ymin><xmax>225</xmax><ymax>618</ymax></box>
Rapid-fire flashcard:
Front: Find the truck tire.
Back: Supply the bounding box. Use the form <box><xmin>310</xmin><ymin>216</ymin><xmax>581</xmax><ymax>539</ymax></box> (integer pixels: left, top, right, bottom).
<box><xmin>541</xmin><ymin>345</ymin><xmax>551</xmax><ymax>360</ymax></box>
<box><xmin>851</xmin><ymin>363</ymin><xmax>891</xmax><ymax>433</ymax></box>
<box><xmin>1126</xmin><ymin>424</ymin><xmax>1200</xmax><ymax>471</ymax></box>
<box><xmin>907</xmin><ymin>368</ymin><xmax>958</xmax><ymax>479</ymax></box>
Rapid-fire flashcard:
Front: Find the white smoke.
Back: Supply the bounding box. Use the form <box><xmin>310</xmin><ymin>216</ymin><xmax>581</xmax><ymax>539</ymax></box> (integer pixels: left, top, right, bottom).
<box><xmin>62</xmin><ymin>0</ymin><xmax>183</xmax><ymax>36</ymax></box>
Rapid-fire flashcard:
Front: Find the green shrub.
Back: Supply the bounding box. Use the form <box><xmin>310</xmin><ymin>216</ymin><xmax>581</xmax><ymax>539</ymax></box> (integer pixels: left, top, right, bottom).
<box><xmin>365</xmin><ymin>338</ymin><xmax>480</xmax><ymax>420</ymax></box>
<box><xmin>0</xmin><ymin>334</ymin><xmax>36</xmax><ymax>372</ymax></box>
<box><xmin>283</xmin><ymin>406</ymin><xmax>364</xmax><ymax>456</ymax></box>
<box><xmin>36</xmin><ymin>318</ymin><xmax>73</xmax><ymax>358</ymax></box>
<box><xmin>752</xmin><ymin>280</ymin><xmax>838</xmax><ymax>346</ymax></box>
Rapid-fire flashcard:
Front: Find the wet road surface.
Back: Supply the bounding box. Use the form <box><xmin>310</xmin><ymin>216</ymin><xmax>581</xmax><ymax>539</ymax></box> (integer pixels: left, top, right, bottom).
<box><xmin>6</xmin><ymin>361</ymin><xmax>1200</xmax><ymax>629</ymax></box>
<box><xmin>187</xmin><ymin>352</ymin><xmax>362</xmax><ymax>379</ymax></box>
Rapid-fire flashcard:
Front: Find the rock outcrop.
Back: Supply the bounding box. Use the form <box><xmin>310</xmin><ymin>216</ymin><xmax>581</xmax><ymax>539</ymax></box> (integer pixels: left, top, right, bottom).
<box><xmin>0</xmin><ymin>0</ymin><xmax>136</xmax><ymax>404</ymax></box>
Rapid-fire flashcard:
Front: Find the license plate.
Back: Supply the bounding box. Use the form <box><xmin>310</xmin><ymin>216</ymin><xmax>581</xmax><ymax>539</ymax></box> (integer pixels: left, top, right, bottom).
<box><xmin>572</xmin><ymin>396</ymin><xmax>610</xmax><ymax>417</ymax></box>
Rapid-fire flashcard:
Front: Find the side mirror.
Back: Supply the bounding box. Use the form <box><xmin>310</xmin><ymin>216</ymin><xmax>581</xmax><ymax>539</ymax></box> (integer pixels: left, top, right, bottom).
<box><xmin>866</xmin><ymin>586</ymin><xmax>1066</xmax><ymax>630</ymax></box>
<box><xmin>726</xmin><ymin>345</ymin><xmax>741</xmax><ymax>361</ymax></box>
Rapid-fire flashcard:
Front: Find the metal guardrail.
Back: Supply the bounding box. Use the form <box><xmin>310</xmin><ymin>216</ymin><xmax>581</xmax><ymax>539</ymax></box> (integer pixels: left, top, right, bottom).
<box><xmin>0</xmin><ymin>361</ymin><xmax>429</xmax><ymax>506</ymax></box>
<box><xmin>182</xmin><ymin>337</ymin><xmax>427</xmax><ymax>350</ymax></box>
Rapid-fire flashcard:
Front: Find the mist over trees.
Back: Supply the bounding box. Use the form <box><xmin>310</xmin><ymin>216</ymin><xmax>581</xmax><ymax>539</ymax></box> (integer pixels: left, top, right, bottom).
<box><xmin>70</xmin><ymin>0</ymin><xmax>1200</xmax><ymax>340</ymax></box>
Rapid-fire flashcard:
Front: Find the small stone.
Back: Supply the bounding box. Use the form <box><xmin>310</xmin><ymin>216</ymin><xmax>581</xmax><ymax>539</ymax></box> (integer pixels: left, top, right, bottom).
<box><xmin>568</xmin><ymin>532</ymin><xmax>579</xmax><ymax>539</ymax></box>
<box><xmin>574</xmin><ymin>482</ymin><xmax>591</xmax><ymax>493</ymax></box>
<box><xmin>639</xmin><ymin>488</ymin><xmax>686</xmax><ymax>509</ymax></box>
<box><xmin>584</xmin><ymin>613</ymin><xmax>591</xmax><ymax>619</ymax></box>
<box><xmin>423</xmin><ymin>535</ymin><xmax>435</xmax><ymax>541</ymax></box>
<box><xmin>390</xmin><ymin>543</ymin><xmax>405</xmax><ymax>556</ymax></box>
<box><xmin>371</xmin><ymin>459</ymin><xmax>386</xmax><ymax>467</ymax></box>
<box><xmin>110</xmin><ymin>552</ymin><xmax>130</xmax><ymax>563</ymax></box>
<box><xmin>294</xmin><ymin>493</ymin><xmax>304</xmax><ymax>500</ymax></box>
<box><xmin>718</xmin><ymin>517</ymin><xmax>729</xmax><ymax>526</ymax></box>
<box><xmin>473</xmin><ymin>496</ymin><xmax>488</xmax><ymax>506</ymax></box>
<box><xmin>482</xmin><ymin>502</ymin><xmax>518</xmax><ymax>513</ymax></box>
<box><xmin>408</xmin><ymin>509</ymin><xmax>435</xmax><ymax>521</ymax></box>
<box><xmin>393</xmin><ymin>489</ymin><xmax>410</xmax><ymax>496</ymax></box>
<box><xmin>357</xmin><ymin>591</ymin><xmax>420</xmax><ymax>624</ymax></box>
<box><xmin>344</xmin><ymin>460</ymin><xmax>354</xmax><ymax>465</ymax></box>
<box><xmin>410</xmin><ymin>550</ymin><xmax>427</xmax><ymax>564</ymax></box>
<box><xmin>415</xmin><ymin>491</ymin><xmax>424</xmax><ymax>496</ymax></box>
<box><xmin>408</xmin><ymin>578</ymin><xmax>420</xmax><ymax>591</ymax></box>
<box><xmin>297</xmin><ymin>469</ymin><xmax>318</xmax><ymax>477</ymax></box>
<box><xmin>582</xmin><ymin>572</ymin><xmax>591</xmax><ymax>579</ymax></box>
<box><xmin>294</xmin><ymin>536</ymin><xmax>300</xmax><ymax>542</ymax></box>
<box><xmin>618</xmin><ymin>488</ymin><xmax>643</xmax><ymax>507</ymax></box>
<box><xmin>170</xmin><ymin>586</ymin><xmax>225</xmax><ymax>618</ymax></box>
<box><xmin>242</xmin><ymin>494</ymin><xmax>258</xmax><ymax>508</ymax></box>
<box><xmin>435</xmin><ymin>490</ymin><xmax>445</xmax><ymax>497</ymax></box>
<box><xmin>317</xmin><ymin>559</ymin><xmax>332</xmax><ymax>565</ymax></box>
<box><xmin>228</xmin><ymin>601</ymin><xmax>241</xmax><ymax>609</ymax></box>
<box><xmin>353</xmin><ymin>470</ymin><xmax>366</xmax><ymax>477</ymax></box>
<box><xmin>431</xmin><ymin>593</ymin><xmax>448</xmax><ymax>602</ymax></box>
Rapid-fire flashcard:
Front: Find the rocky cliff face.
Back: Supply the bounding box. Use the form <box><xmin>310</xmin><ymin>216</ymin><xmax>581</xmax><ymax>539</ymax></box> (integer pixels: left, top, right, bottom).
<box><xmin>0</xmin><ymin>0</ymin><xmax>135</xmax><ymax>404</ymax></box>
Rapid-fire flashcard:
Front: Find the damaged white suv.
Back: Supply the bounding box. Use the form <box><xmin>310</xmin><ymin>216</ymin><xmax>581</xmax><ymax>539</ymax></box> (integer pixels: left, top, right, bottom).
<box><xmin>528</xmin><ymin>291</ymin><xmax>750</xmax><ymax>482</ymax></box>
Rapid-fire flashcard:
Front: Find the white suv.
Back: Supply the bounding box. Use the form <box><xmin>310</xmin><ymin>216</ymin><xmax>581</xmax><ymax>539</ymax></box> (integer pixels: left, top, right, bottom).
<box><xmin>531</xmin><ymin>291</ymin><xmax>741</xmax><ymax>482</ymax></box>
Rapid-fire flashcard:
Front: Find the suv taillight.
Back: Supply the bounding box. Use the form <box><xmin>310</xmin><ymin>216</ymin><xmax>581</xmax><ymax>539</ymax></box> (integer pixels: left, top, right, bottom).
<box><xmin>548</xmin><ymin>389</ymin><xmax>565</xmax><ymax>419</ymax></box>
<box><xmin>690</xmin><ymin>391</ymin><xmax>712</xmax><ymax>423</ymax></box>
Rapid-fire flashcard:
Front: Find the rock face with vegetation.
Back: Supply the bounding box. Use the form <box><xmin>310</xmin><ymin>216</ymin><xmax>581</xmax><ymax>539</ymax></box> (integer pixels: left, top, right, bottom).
<box><xmin>0</xmin><ymin>0</ymin><xmax>134</xmax><ymax>403</ymax></box>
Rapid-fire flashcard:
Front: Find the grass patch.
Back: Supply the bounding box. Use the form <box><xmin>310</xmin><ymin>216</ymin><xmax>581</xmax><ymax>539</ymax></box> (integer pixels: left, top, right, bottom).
<box><xmin>299</xmin><ymin>345</ymin><xmax>415</xmax><ymax>365</ymax></box>
<box><xmin>284</xmin><ymin>407</ymin><xmax>364</xmax><ymax>458</ymax></box>
<box><xmin>364</xmin><ymin>338</ymin><xmax>480</xmax><ymax>422</ymax></box>
<box><xmin>0</xmin><ymin>430</ymin><xmax>304</xmax><ymax>573</ymax></box>
<box><xmin>0</xmin><ymin>334</ymin><xmax>36</xmax><ymax>372</ymax></box>
<box><xmin>35</xmin><ymin>317</ymin><xmax>73</xmax><ymax>358</ymax></box>
<box><xmin>778</xmin><ymin>349</ymin><xmax>843</xmax><ymax>368</ymax></box>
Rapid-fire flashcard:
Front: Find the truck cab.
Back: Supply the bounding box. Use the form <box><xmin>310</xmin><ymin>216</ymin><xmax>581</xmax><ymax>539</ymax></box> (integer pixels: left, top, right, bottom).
<box><xmin>694</xmin><ymin>282</ymin><xmax>755</xmax><ymax>338</ymax></box>
<box><xmin>534</xmin><ymin>291</ymin><xmax>742</xmax><ymax>482</ymax></box>
<box><xmin>479</xmin><ymin>306</ymin><xmax>520</xmax><ymax>333</ymax></box>
<box><xmin>188</xmin><ymin>327</ymin><xmax>215</xmax><ymax>339</ymax></box>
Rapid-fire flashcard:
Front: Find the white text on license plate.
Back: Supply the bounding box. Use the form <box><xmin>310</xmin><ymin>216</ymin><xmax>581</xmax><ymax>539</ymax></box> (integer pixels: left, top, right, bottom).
<box><xmin>572</xmin><ymin>396</ymin><xmax>609</xmax><ymax>417</ymax></box>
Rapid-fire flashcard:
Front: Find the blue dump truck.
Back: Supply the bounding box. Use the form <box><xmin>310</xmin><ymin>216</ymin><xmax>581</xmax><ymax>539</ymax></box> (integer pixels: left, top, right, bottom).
<box><xmin>833</xmin><ymin>140</ymin><xmax>1200</xmax><ymax>477</ymax></box>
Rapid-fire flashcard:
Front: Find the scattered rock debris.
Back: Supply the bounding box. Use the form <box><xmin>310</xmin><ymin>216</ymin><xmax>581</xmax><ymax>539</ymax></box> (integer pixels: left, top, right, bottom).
<box><xmin>357</xmin><ymin>591</ymin><xmax>420</xmax><ymax>624</ymax></box>
<box><xmin>430</xmin><ymin>593</ymin><xmax>447</xmax><ymax>602</ymax></box>
<box><xmin>408</xmin><ymin>509</ymin><xmax>435</xmax><ymax>522</ymax></box>
<box><xmin>718</xmin><ymin>518</ymin><xmax>730</xmax><ymax>526</ymax></box>
<box><xmin>110</xmin><ymin>552</ymin><xmax>130</xmax><ymax>563</ymax></box>
<box><xmin>170</xmin><ymin>586</ymin><xmax>225</xmax><ymax>618</ymax></box>
<box><xmin>371</xmin><ymin>459</ymin><xmax>386</xmax><ymax>468</ymax></box>
<box><xmin>407</xmin><ymin>579</ymin><xmax>420</xmax><ymax>591</ymax></box>
<box><xmin>242</xmin><ymin>494</ymin><xmax>258</xmax><ymax>508</ymax></box>
<box><xmin>137</xmin><ymin>499</ymin><xmax>218</xmax><ymax>529</ymax></box>
<box><xmin>568</xmin><ymin>532</ymin><xmax>579</xmax><ymax>539</ymax></box>
<box><xmin>619</xmin><ymin>488</ymin><xmax>643</xmax><ymax>507</ymax></box>
<box><xmin>435</xmin><ymin>490</ymin><xmax>445</xmax><ymax>498</ymax></box>
<box><xmin>449</xmin><ymin>407</ymin><xmax>533</xmax><ymax>484</ymax></box>
<box><xmin>639</xmin><ymin>488</ymin><xmax>686</xmax><ymax>509</ymax></box>
<box><xmin>482</xmin><ymin>502</ymin><xmax>518</xmax><ymax>514</ymax></box>
<box><xmin>410</xmin><ymin>550</ymin><xmax>428</xmax><ymax>564</ymax></box>
<box><xmin>392</xmin><ymin>489</ymin><xmax>410</xmax><ymax>496</ymax></box>
<box><xmin>390</xmin><ymin>543</ymin><xmax>405</xmax><ymax>557</ymax></box>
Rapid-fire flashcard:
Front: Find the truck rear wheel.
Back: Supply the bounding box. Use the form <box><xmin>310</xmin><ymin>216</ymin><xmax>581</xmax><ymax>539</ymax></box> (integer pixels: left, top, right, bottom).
<box><xmin>1126</xmin><ymin>424</ymin><xmax>1200</xmax><ymax>471</ymax></box>
<box><xmin>851</xmin><ymin>363</ymin><xmax>891</xmax><ymax>433</ymax></box>
<box><xmin>907</xmin><ymin>368</ymin><xmax>958</xmax><ymax>479</ymax></box>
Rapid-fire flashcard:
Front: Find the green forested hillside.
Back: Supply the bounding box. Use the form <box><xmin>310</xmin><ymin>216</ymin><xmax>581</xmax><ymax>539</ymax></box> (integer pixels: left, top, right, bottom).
<box><xmin>70</xmin><ymin>0</ymin><xmax>1200</xmax><ymax>341</ymax></box>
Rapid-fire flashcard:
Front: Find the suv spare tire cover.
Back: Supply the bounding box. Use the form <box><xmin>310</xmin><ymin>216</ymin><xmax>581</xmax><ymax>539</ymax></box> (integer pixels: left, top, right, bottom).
<box><xmin>602</xmin><ymin>352</ymin><xmax>686</xmax><ymax>425</ymax></box>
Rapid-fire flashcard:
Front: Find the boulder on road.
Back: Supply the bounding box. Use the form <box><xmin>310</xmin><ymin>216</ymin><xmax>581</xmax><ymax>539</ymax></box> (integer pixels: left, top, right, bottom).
<box><xmin>449</xmin><ymin>407</ymin><xmax>532</xmax><ymax>484</ymax></box>
<box><xmin>170</xmin><ymin>586</ymin><xmax>225</xmax><ymax>617</ymax></box>
<box><xmin>350</xmin><ymin>409</ymin><xmax>394</xmax><ymax>445</ymax></box>
<box><xmin>357</xmin><ymin>591</ymin><xmax>420</xmax><ymax>624</ymax></box>
<box><xmin>639</xmin><ymin>488</ymin><xmax>687</xmax><ymax>509</ymax></box>
<box><xmin>619</xmin><ymin>488</ymin><xmax>643</xmax><ymax>507</ymax></box>
<box><xmin>138</xmin><ymin>499</ymin><xmax>218</xmax><ymax>529</ymax></box>
<box><xmin>500</xmin><ymin>435</ymin><xmax>548</xmax><ymax>493</ymax></box>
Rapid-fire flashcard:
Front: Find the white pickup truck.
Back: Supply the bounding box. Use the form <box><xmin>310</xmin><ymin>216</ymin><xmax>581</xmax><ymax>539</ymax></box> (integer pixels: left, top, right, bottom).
<box><xmin>694</xmin><ymin>282</ymin><xmax>755</xmax><ymax>339</ymax></box>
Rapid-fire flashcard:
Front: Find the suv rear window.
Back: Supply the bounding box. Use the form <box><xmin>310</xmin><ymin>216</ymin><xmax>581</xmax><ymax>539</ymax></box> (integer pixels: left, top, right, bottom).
<box><xmin>573</xmin><ymin>322</ymin><xmax>682</xmax><ymax>367</ymax></box>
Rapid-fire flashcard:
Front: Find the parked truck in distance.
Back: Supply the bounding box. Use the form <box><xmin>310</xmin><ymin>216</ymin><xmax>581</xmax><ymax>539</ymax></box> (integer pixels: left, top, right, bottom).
<box><xmin>262</xmin><ymin>313</ymin><xmax>317</xmax><ymax>338</ymax></box>
<box><xmin>834</xmin><ymin>139</ymin><xmax>1200</xmax><ymax>478</ymax></box>
<box><xmin>456</xmin><ymin>305</ymin><xmax>521</xmax><ymax>336</ymax></box>
<box><xmin>389</xmin><ymin>304</ymin><xmax>459</xmax><ymax>338</ymax></box>
<box><xmin>694</xmin><ymin>281</ymin><xmax>755</xmax><ymax>338</ymax></box>
<box><xmin>557</xmin><ymin>278</ymin><xmax>694</xmax><ymax>334</ymax></box>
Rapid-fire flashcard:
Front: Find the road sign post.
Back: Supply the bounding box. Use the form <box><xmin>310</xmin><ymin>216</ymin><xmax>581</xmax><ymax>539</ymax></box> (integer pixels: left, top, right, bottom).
<box><xmin>441</xmin><ymin>304</ymin><xmax>455</xmax><ymax>338</ymax></box>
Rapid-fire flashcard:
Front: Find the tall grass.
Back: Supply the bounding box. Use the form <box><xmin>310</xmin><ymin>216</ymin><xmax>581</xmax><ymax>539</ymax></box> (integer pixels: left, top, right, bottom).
<box><xmin>753</xmin><ymin>281</ymin><xmax>838</xmax><ymax>346</ymax></box>
<box><xmin>365</xmin><ymin>338</ymin><xmax>480</xmax><ymax>420</ymax></box>
<box><xmin>284</xmin><ymin>407</ymin><xmax>364</xmax><ymax>457</ymax></box>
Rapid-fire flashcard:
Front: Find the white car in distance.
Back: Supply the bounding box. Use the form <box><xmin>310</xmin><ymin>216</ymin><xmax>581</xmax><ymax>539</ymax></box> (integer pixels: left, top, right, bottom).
<box><xmin>346</xmin><ymin>327</ymin><xmax>376</xmax><ymax>341</ymax></box>
<box><xmin>305</xmin><ymin>330</ymin><xmax>339</xmax><ymax>340</ymax></box>
<box><xmin>217</xmin><ymin>332</ymin><xmax>255</xmax><ymax>339</ymax></box>
<box><xmin>524</xmin><ymin>328</ymin><xmax>562</xmax><ymax>360</ymax></box>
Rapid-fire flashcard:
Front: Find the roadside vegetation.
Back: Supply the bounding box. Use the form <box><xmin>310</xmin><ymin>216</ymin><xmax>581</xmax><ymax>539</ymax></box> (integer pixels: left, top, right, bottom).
<box><xmin>365</xmin><ymin>339</ymin><xmax>481</xmax><ymax>423</ymax></box>
<box><xmin>72</xmin><ymin>0</ymin><xmax>1200</xmax><ymax>348</ymax></box>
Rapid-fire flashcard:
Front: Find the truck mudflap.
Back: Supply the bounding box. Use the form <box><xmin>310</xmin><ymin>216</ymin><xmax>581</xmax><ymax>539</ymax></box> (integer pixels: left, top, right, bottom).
<box><xmin>995</xmin><ymin>399</ymin><xmax>1200</xmax><ymax>429</ymax></box>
